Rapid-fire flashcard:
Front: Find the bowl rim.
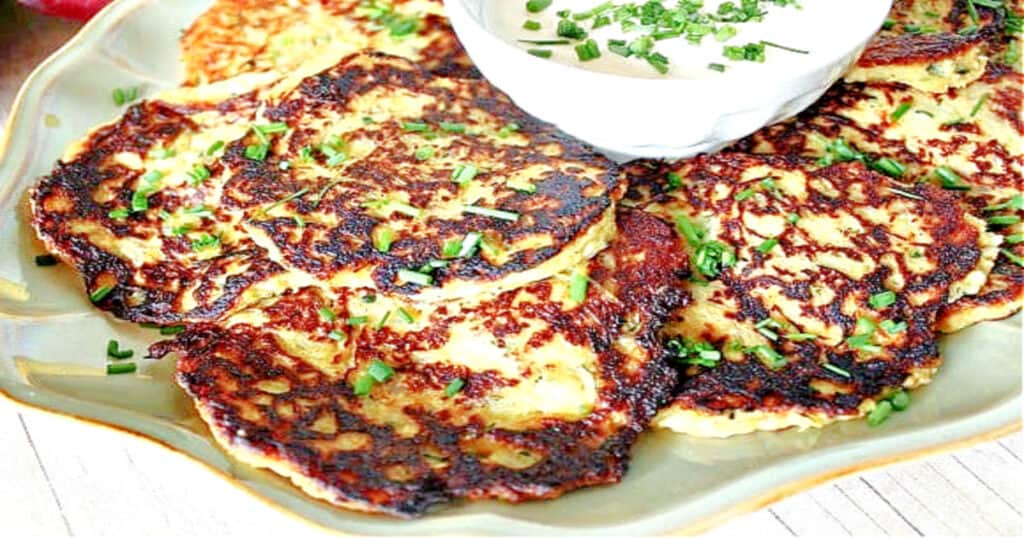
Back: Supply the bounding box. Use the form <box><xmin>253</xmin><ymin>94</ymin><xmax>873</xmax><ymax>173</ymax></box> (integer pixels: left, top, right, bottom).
<box><xmin>443</xmin><ymin>0</ymin><xmax>894</xmax><ymax>88</ymax></box>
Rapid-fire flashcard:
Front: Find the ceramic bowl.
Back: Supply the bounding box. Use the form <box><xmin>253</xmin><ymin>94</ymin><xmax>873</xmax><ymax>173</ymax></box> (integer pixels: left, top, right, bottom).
<box><xmin>444</xmin><ymin>0</ymin><xmax>893</xmax><ymax>159</ymax></box>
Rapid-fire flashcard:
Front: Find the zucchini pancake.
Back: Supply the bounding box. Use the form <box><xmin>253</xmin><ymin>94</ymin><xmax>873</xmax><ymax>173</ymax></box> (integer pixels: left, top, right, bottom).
<box><xmin>180</xmin><ymin>0</ymin><xmax>477</xmax><ymax>86</ymax></box>
<box><xmin>155</xmin><ymin>209</ymin><xmax>689</xmax><ymax>516</ymax></box>
<box><xmin>625</xmin><ymin>154</ymin><xmax>998</xmax><ymax>437</ymax></box>
<box><xmin>737</xmin><ymin>0</ymin><xmax>1022</xmax><ymax>334</ymax></box>
<box><xmin>25</xmin><ymin>0</ymin><xmax>1023</xmax><ymax>519</ymax></box>
<box><xmin>31</xmin><ymin>53</ymin><xmax>621</xmax><ymax>322</ymax></box>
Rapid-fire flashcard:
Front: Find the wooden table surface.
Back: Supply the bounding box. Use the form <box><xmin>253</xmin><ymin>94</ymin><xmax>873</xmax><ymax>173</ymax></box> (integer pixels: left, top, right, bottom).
<box><xmin>1</xmin><ymin>5</ymin><xmax>1021</xmax><ymax>537</ymax></box>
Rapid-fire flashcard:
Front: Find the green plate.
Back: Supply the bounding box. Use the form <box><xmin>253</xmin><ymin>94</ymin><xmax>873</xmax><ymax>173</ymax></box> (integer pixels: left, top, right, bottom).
<box><xmin>0</xmin><ymin>1</ymin><xmax>1019</xmax><ymax>534</ymax></box>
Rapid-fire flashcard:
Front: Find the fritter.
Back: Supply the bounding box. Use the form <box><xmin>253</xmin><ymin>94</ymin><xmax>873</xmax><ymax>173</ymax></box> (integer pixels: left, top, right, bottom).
<box><xmin>737</xmin><ymin>63</ymin><xmax>1022</xmax><ymax>332</ymax></box>
<box><xmin>31</xmin><ymin>53</ymin><xmax>621</xmax><ymax>322</ymax></box>
<box><xmin>226</xmin><ymin>53</ymin><xmax>622</xmax><ymax>302</ymax></box>
<box><xmin>155</xmin><ymin>209</ymin><xmax>690</xmax><ymax>516</ymax></box>
<box><xmin>180</xmin><ymin>0</ymin><xmax>477</xmax><ymax>86</ymax></box>
<box><xmin>844</xmin><ymin>0</ymin><xmax>1009</xmax><ymax>92</ymax></box>
<box><xmin>28</xmin><ymin>76</ymin><xmax>311</xmax><ymax>324</ymax></box>
<box><xmin>623</xmin><ymin>154</ymin><xmax>997</xmax><ymax>437</ymax></box>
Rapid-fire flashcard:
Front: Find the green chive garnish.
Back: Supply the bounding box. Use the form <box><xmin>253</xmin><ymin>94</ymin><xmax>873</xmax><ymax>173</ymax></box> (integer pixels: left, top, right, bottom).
<box><xmin>867</xmin><ymin>400</ymin><xmax>893</xmax><ymax>426</ymax></box>
<box><xmin>523</xmin><ymin>20</ymin><xmax>542</xmax><ymax>31</ymax></box>
<box><xmin>352</xmin><ymin>374</ymin><xmax>375</xmax><ymax>396</ymax></box>
<box><xmin>880</xmin><ymin>319</ymin><xmax>908</xmax><ymax>334</ymax></box>
<box><xmin>890</xmin><ymin>390</ymin><xmax>911</xmax><ymax>411</ymax></box>
<box><xmin>526</xmin><ymin>0</ymin><xmax>552</xmax><ymax>13</ymax></box>
<box><xmin>367</xmin><ymin>359</ymin><xmax>395</xmax><ymax>382</ymax></box>
<box><xmin>445</xmin><ymin>378</ymin><xmax>465</xmax><ymax>397</ymax></box>
<box><xmin>869</xmin><ymin>291</ymin><xmax>897</xmax><ymax>309</ymax></box>
<box><xmin>347</xmin><ymin>316</ymin><xmax>369</xmax><ymax>326</ymax></box>
<box><xmin>891</xmin><ymin>102</ymin><xmax>912</xmax><ymax>121</ymax></box>
<box><xmin>106</xmin><ymin>339</ymin><xmax>134</xmax><ymax>360</ymax></box>
<box><xmin>397</xmin><ymin>308</ymin><xmax>415</xmax><ymax>323</ymax></box>
<box><xmin>529</xmin><ymin>48</ymin><xmax>554</xmax><ymax>58</ymax></box>
<box><xmin>988</xmin><ymin>215</ymin><xmax>1021</xmax><ymax>226</ymax></box>
<box><xmin>463</xmin><ymin>205</ymin><xmax>520</xmax><ymax>222</ymax></box>
<box><xmin>935</xmin><ymin>166</ymin><xmax>969</xmax><ymax>190</ymax></box>
<box><xmin>451</xmin><ymin>163</ymin><xmax>479</xmax><ymax>184</ymax></box>
<box><xmin>414</xmin><ymin>146</ymin><xmax>435</xmax><ymax>160</ymax></box>
<box><xmin>568</xmin><ymin>269</ymin><xmax>589</xmax><ymax>303</ymax></box>
<box><xmin>89</xmin><ymin>285</ymin><xmax>114</xmax><ymax>303</ymax></box>
<box><xmin>398</xmin><ymin>269</ymin><xmax>433</xmax><ymax>287</ymax></box>
<box><xmin>112</xmin><ymin>86</ymin><xmax>139</xmax><ymax>106</ymax></box>
<box><xmin>871</xmin><ymin>157</ymin><xmax>906</xmax><ymax>178</ymax></box>
<box><xmin>106</xmin><ymin>362</ymin><xmax>137</xmax><ymax>375</ymax></box>
<box><xmin>822</xmin><ymin>363</ymin><xmax>851</xmax><ymax>378</ymax></box>
<box><xmin>319</xmin><ymin>306</ymin><xmax>336</xmax><ymax>321</ymax></box>
<box><xmin>328</xmin><ymin>329</ymin><xmax>346</xmax><ymax>342</ymax></box>
<box><xmin>755</xmin><ymin>237</ymin><xmax>778</xmax><ymax>254</ymax></box>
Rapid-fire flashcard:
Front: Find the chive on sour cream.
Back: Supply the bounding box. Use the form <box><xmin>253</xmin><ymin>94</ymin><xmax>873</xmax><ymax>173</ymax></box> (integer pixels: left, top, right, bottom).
<box><xmin>483</xmin><ymin>0</ymin><xmax>830</xmax><ymax>79</ymax></box>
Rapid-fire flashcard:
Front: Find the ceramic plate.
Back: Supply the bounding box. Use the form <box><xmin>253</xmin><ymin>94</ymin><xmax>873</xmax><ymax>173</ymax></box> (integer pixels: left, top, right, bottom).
<box><xmin>0</xmin><ymin>1</ymin><xmax>1019</xmax><ymax>535</ymax></box>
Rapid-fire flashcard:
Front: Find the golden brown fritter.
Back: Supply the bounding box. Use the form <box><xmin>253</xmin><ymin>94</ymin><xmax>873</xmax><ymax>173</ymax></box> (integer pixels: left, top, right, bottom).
<box><xmin>623</xmin><ymin>154</ymin><xmax>996</xmax><ymax>437</ymax></box>
<box><xmin>30</xmin><ymin>53</ymin><xmax>621</xmax><ymax>323</ymax></box>
<box><xmin>845</xmin><ymin>0</ymin><xmax>1010</xmax><ymax>92</ymax></box>
<box><xmin>229</xmin><ymin>53</ymin><xmax>622</xmax><ymax>302</ymax></box>
<box><xmin>736</xmin><ymin>63</ymin><xmax>1022</xmax><ymax>332</ymax></box>
<box><xmin>180</xmin><ymin>0</ymin><xmax>477</xmax><ymax>86</ymax></box>
<box><xmin>156</xmin><ymin>209</ymin><xmax>690</xmax><ymax>516</ymax></box>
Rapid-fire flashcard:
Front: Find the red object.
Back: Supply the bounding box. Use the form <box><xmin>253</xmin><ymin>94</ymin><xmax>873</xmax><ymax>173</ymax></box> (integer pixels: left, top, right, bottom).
<box><xmin>17</xmin><ymin>0</ymin><xmax>111</xmax><ymax>21</ymax></box>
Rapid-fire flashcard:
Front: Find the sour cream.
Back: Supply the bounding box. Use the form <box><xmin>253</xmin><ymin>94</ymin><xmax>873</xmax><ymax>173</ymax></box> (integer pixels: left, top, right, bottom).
<box><xmin>483</xmin><ymin>0</ymin><xmax>841</xmax><ymax>79</ymax></box>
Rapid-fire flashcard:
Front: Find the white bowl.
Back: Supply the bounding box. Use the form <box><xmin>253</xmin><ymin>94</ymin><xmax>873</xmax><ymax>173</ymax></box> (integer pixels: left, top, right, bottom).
<box><xmin>444</xmin><ymin>0</ymin><xmax>892</xmax><ymax>160</ymax></box>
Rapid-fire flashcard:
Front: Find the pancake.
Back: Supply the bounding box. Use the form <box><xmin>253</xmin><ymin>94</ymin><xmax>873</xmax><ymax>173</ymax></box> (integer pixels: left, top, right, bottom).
<box><xmin>180</xmin><ymin>0</ymin><xmax>478</xmax><ymax>86</ymax></box>
<box><xmin>155</xmin><ymin>209</ymin><xmax>690</xmax><ymax>516</ymax></box>
<box><xmin>623</xmin><ymin>154</ymin><xmax>997</xmax><ymax>437</ymax></box>
<box><xmin>28</xmin><ymin>74</ymin><xmax>307</xmax><ymax>324</ymax></box>
<box><xmin>844</xmin><ymin>0</ymin><xmax>1009</xmax><ymax>92</ymax></box>
<box><xmin>31</xmin><ymin>53</ymin><xmax>621</xmax><ymax>323</ymax></box>
<box><xmin>737</xmin><ymin>62</ymin><xmax>1022</xmax><ymax>332</ymax></box>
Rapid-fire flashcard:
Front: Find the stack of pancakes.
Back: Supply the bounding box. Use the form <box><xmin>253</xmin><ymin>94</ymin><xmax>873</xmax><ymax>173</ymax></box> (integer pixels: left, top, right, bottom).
<box><xmin>29</xmin><ymin>0</ymin><xmax>1021</xmax><ymax>516</ymax></box>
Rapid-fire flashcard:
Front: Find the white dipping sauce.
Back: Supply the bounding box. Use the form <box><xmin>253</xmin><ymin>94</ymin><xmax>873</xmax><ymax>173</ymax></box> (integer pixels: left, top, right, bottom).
<box><xmin>483</xmin><ymin>0</ymin><xmax>838</xmax><ymax>79</ymax></box>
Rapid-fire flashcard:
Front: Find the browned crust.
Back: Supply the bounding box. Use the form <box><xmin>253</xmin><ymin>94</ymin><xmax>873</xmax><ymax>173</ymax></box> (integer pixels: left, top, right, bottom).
<box><xmin>156</xmin><ymin>209</ymin><xmax>691</xmax><ymax>517</ymax></box>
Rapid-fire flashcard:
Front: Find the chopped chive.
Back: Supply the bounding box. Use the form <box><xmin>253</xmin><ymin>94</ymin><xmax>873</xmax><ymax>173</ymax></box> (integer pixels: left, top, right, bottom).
<box><xmin>106</xmin><ymin>339</ymin><xmax>134</xmax><ymax>360</ymax></box>
<box><xmin>869</xmin><ymin>291</ymin><xmax>897</xmax><ymax>309</ymax></box>
<box><xmin>888</xmin><ymin>187</ymin><xmax>925</xmax><ymax>201</ymax></box>
<box><xmin>262</xmin><ymin>187</ymin><xmax>309</xmax><ymax>215</ymax></box>
<box><xmin>1005</xmin><ymin>234</ymin><xmax>1024</xmax><ymax>245</ymax></box>
<box><xmin>822</xmin><ymin>363</ymin><xmax>851</xmax><ymax>378</ymax></box>
<box><xmin>318</xmin><ymin>306</ymin><xmax>336</xmax><ymax>321</ymax></box>
<box><xmin>749</xmin><ymin>345</ymin><xmax>786</xmax><ymax>369</ymax></box>
<box><xmin>109</xmin><ymin>208</ymin><xmax>131</xmax><ymax>219</ymax></box>
<box><xmin>160</xmin><ymin>325</ymin><xmax>185</xmax><ymax>335</ymax></box>
<box><xmin>935</xmin><ymin>166</ymin><xmax>969</xmax><ymax>190</ymax></box>
<box><xmin>970</xmin><ymin>93</ymin><xmax>989</xmax><ymax>117</ymax></box>
<box><xmin>402</xmin><ymin>121</ymin><xmax>430</xmax><ymax>132</ymax></box>
<box><xmin>89</xmin><ymin>285</ymin><xmax>114</xmax><ymax>303</ymax></box>
<box><xmin>666</xmin><ymin>172</ymin><xmax>683</xmax><ymax>190</ymax></box>
<box><xmin>707</xmin><ymin>62</ymin><xmax>727</xmax><ymax>72</ymax></box>
<box><xmin>206</xmin><ymin>140</ymin><xmax>225</xmax><ymax>156</ymax></box>
<box><xmin>734</xmin><ymin>188</ymin><xmax>755</xmax><ymax>201</ymax></box>
<box><xmin>871</xmin><ymin>157</ymin><xmax>905</xmax><ymax>178</ymax></box>
<box><xmin>347</xmin><ymin>316</ymin><xmax>369</xmax><ymax>326</ymax></box>
<box><xmin>106</xmin><ymin>362</ymin><xmax>137</xmax><ymax>375</ymax></box>
<box><xmin>517</xmin><ymin>39</ymin><xmax>572</xmax><ymax>45</ymax></box>
<box><xmin>784</xmin><ymin>332</ymin><xmax>818</xmax><ymax>341</ymax></box>
<box><xmin>188</xmin><ymin>164</ymin><xmax>211</xmax><ymax>185</ymax></box>
<box><xmin>523</xmin><ymin>20</ymin><xmax>542</xmax><ymax>31</ymax></box>
<box><xmin>786</xmin><ymin>212</ymin><xmax>800</xmax><ymax>224</ymax></box>
<box><xmin>755</xmin><ymin>237</ymin><xmax>778</xmax><ymax>254</ymax></box>
<box><xmin>398</xmin><ymin>269</ymin><xmax>433</xmax><ymax>286</ymax></box>
<box><xmin>444</xmin><ymin>377</ymin><xmax>465</xmax><ymax>397</ymax></box>
<box><xmin>984</xmin><ymin>194</ymin><xmax>1023</xmax><ymax>212</ymax></box>
<box><xmin>890</xmin><ymin>390</ymin><xmax>911</xmax><ymax>411</ymax></box>
<box><xmin>526</xmin><ymin>0</ymin><xmax>552</xmax><ymax>13</ymax></box>
<box><xmin>414</xmin><ymin>146</ymin><xmax>435</xmax><ymax>160</ymax></box>
<box><xmin>528</xmin><ymin>48</ymin><xmax>554</xmax><ymax>58</ymax></box>
<box><xmin>674</xmin><ymin>215</ymin><xmax>704</xmax><ymax>247</ymax></box>
<box><xmin>988</xmin><ymin>214</ymin><xmax>1022</xmax><ymax>226</ymax></box>
<box><xmin>759</xmin><ymin>40</ymin><xmax>809</xmax><ymax>54</ymax></box>
<box><xmin>190</xmin><ymin>234</ymin><xmax>220</xmax><ymax>252</ymax></box>
<box><xmin>112</xmin><ymin>86</ymin><xmax>139</xmax><ymax>106</ymax></box>
<box><xmin>375</xmin><ymin>310</ymin><xmax>391</xmax><ymax>329</ymax></box>
<box><xmin>352</xmin><ymin>374</ymin><xmax>374</xmax><ymax>396</ymax></box>
<box><xmin>439</xmin><ymin>122</ymin><xmax>466</xmax><ymax>133</ymax></box>
<box><xmin>34</xmin><ymin>254</ymin><xmax>58</xmax><ymax>266</ymax></box>
<box><xmin>451</xmin><ymin>163</ymin><xmax>479</xmax><ymax>184</ymax></box>
<box><xmin>372</xmin><ymin>225</ymin><xmax>395</xmax><ymax>253</ymax></box>
<box><xmin>880</xmin><ymin>319</ymin><xmax>908</xmax><ymax>334</ymax></box>
<box><xmin>1001</xmin><ymin>248</ymin><xmax>1024</xmax><ymax>267</ymax></box>
<box><xmin>463</xmin><ymin>205</ymin><xmax>520</xmax><ymax>222</ymax></box>
<box><xmin>867</xmin><ymin>400</ymin><xmax>893</xmax><ymax>426</ymax></box>
<box><xmin>255</xmin><ymin>122</ymin><xmax>288</xmax><ymax>135</ymax></box>
<box><xmin>497</xmin><ymin>122</ymin><xmax>520</xmax><ymax>138</ymax></box>
<box><xmin>397</xmin><ymin>307</ymin><xmax>415</xmax><ymax>323</ymax></box>
<box><xmin>244</xmin><ymin>144</ymin><xmax>269</xmax><ymax>161</ymax></box>
<box><xmin>328</xmin><ymin>329</ymin><xmax>346</xmax><ymax>342</ymax></box>
<box><xmin>148</xmin><ymin>147</ymin><xmax>175</xmax><ymax>159</ymax></box>
<box><xmin>442</xmin><ymin>239</ymin><xmax>462</xmax><ymax>259</ymax></box>
<box><xmin>367</xmin><ymin>359</ymin><xmax>395</xmax><ymax>382</ymax></box>
<box><xmin>457</xmin><ymin>232</ymin><xmax>482</xmax><ymax>258</ymax></box>
<box><xmin>575</xmin><ymin>39</ymin><xmax>601</xmax><ymax>61</ymax></box>
<box><xmin>568</xmin><ymin>269</ymin><xmax>588</xmax><ymax>303</ymax></box>
<box><xmin>891</xmin><ymin>102</ymin><xmax>912</xmax><ymax>121</ymax></box>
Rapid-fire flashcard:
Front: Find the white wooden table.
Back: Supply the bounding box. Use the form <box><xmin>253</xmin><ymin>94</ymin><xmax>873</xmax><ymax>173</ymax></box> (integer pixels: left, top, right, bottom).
<box><xmin>1</xmin><ymin>6</ymin><xmax>1021</xmax><ymax>537</ymax></box>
